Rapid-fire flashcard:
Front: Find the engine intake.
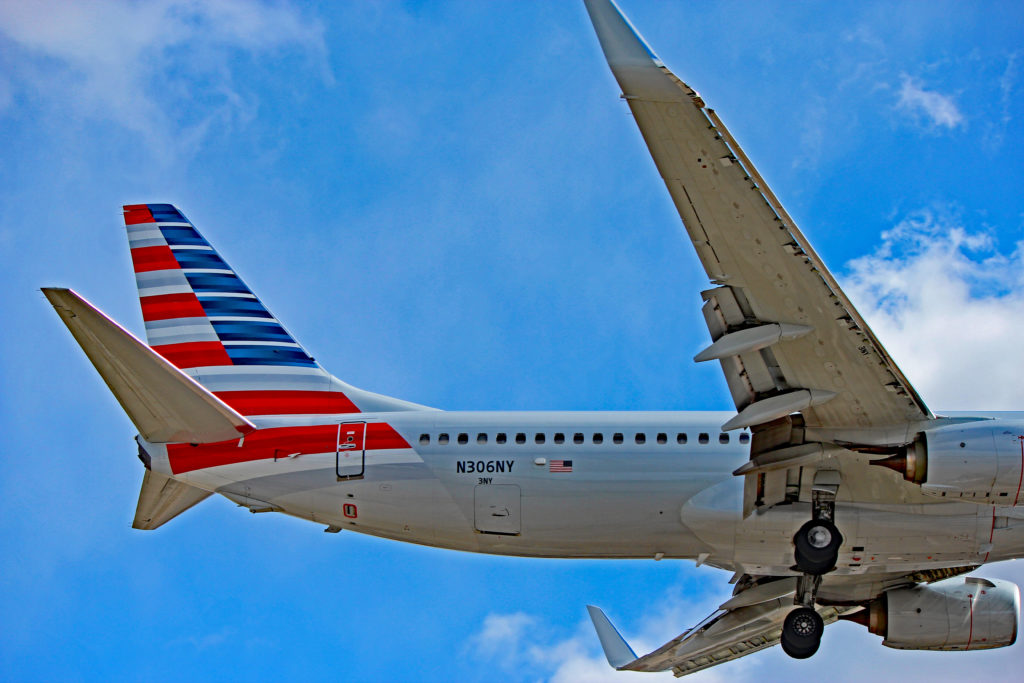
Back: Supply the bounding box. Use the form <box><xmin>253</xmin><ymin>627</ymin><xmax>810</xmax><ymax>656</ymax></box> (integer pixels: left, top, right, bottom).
<box><xmin>854</xmin><ymin>577</ymin><xmax>1019</xmax><ymax>651</ymax></box>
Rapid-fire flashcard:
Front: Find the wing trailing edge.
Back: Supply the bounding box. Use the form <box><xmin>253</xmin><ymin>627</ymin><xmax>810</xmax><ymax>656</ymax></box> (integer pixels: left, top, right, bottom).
<box><xmin>43</xmin><ymin>287</ymin><xmax>256</xmax><ymax>443</ymax></box>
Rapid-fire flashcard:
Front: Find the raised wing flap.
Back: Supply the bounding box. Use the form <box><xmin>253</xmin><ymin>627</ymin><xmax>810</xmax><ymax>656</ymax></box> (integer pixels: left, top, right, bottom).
<box><xmin>585</xmin><ymin>0</ymin><xmax>930</xmax><ymax>432</ymax></box>
<box><xmin>43</xmin><ymin>288</ymin><xmax>255</xmax><ymax>443</ymax></box>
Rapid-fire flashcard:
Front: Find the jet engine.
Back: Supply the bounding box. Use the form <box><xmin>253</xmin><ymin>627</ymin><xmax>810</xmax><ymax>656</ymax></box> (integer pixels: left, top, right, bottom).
<box><xmin>853</xmin><ymin>577</ymin><xmax>1019</xmax><ymax>651</ymax></box>
<box><xmin>872</xmin><ymin>421</ymin><xmax>1024</xmax><ymax>504</ymax></box>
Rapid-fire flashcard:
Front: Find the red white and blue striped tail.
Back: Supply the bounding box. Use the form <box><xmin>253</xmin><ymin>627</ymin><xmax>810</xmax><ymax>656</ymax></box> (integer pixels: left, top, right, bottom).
<box><xmin>124</xmin><ymin>203</ymin><xmax>427</xmax><ymax>418</ymax></box>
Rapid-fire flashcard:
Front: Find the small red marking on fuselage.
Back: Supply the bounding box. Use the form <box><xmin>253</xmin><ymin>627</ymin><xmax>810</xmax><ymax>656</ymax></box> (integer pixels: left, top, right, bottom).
<box><xmin>1013</xmin><ymin>435</ymin><xmax>1024</xmax><ymax>506</ymax></box>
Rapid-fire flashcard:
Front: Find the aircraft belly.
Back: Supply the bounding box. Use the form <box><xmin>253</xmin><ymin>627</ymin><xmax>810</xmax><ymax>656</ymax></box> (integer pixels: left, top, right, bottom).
<box><xmin>683</xmin><ymin>477</ymin><xmax>995</xmax><ymax>575</ymax></box>
<box><xmin>423</xmin><ymin>451</ymin><xmax>718</xmax><ymax>558</ymax></box>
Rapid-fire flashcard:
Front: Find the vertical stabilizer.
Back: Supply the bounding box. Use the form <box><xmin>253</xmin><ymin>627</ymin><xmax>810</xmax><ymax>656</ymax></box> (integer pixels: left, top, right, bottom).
<box><xmin>123</xmin><ymin>204</ymin><xmax>430</xmax><ymax>417</ymax></box>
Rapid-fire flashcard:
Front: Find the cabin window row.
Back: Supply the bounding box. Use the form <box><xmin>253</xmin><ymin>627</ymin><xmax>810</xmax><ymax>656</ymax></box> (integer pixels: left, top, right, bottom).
<box><xmin>418</xmin><ymin>431</ymin><xmax>750</xmax><ymax>446</ymax></box>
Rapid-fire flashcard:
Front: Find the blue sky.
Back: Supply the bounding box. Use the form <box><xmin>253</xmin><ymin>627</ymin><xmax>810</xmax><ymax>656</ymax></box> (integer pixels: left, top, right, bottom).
<box><xmin>2</xmin><ymin>1</ymin><xmax>1023</xmax><ymax>680</ymax></box>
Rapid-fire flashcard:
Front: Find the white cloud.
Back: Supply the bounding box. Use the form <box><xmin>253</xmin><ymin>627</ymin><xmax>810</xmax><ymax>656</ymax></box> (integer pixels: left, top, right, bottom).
<box><xmin>895</xmin><ymin>75</ymin><xmax>965</xmax><ymax>130</ymax></box>
<box><xmin>0</xmin><ymin>0</ymin><xmax>330</xmax><ymax>161</ymax></box>
<box><xmin>470</xmin><ymin>579</ymin><xmax>743</xmax><ymax>682</ymax></box>
<box><xmin>843</xmin><ymin>206</ymin><xmax>1024</xmax><ymax>409</ymax></box>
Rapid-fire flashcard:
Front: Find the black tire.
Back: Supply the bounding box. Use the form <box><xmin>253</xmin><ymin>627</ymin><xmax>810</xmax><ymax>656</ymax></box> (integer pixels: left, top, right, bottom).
<box><xmin>780</xmin><ymin>607</ymin><xmax>823</xmax><ymax>659</ymax></box>
<box><xmin>793</xmin><ymin>519</ymin><xmax>842</xmax><ymax>575</ymax></box>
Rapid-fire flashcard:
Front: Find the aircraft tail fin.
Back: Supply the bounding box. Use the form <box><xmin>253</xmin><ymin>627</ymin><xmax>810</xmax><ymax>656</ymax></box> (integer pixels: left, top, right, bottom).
<box><xmin>132</xmin><ymin>469</ymin><xmax>212</xmax><ymax>530</ymax></box>
<box><xmin>122</xmin><ymin>203</ymin><xmax>430</xmax><ymax>417</ymax></box>
<box><xmin>43</xmin><ymin>287</ymin><xmax>255</xmax><ymax>444</ymax></box>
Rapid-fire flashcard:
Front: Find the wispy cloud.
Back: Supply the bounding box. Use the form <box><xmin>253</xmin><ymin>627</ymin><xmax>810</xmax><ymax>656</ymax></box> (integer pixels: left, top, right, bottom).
<box><xmin>0</xmin><ymin>0</ymin><xmax>331</xmax><ymax>161</ymax></box>
<box><xmin>983</xmin><ymin>52</ymin><xmax>1019</xmax><ymax>151</ymax></box>
<box><xmin>895</xmin><ymin>75</ymin><xmax>965</xmax><ymax>130</ymax></box>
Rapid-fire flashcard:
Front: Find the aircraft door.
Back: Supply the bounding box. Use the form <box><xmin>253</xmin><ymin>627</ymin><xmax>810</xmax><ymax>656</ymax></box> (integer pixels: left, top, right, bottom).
<box><xmin>474</xmin><ymin>484</ymin><xmax>521</xmax><ymax>535</ymax></box>
<box><xmin>336</xmin><ymin>421</ymin><xmax>366</xmax><ymax>481</ymax></box>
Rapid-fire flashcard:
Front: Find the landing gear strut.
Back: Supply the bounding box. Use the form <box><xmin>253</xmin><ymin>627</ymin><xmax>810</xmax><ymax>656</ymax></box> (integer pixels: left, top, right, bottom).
<box><xmin>783</xmin><ymin>470</ymin><xmax>843</xmax><ymax>659</ymax></box>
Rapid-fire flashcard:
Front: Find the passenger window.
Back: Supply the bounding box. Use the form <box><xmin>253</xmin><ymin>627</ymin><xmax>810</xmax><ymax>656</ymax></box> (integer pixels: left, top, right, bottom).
<box><xmin>496</xmin><ymin>432</ymin><xmax>507</xmax><ymax>444</ymax></box>
<box><xmin>613</xmin><ymin>433</ymin><xmax>623</xmax><ymax>444</ymax></box>
<box><xmin>573</xmin><ymin>432</ymin><xmax>584</xmax><ymax>444</ymax></box>
<box><xmin>457</xmin><ymin>433</ymin><xmax>468</xmax><ymax>445</ymax></box>
<box><xmin>593</xmin><ymin>433</ymin><xmax>604</xmax><ymax>444</ymax></box>
<box><xmin>419</xmin><ymin>434</ymin><xmax>429</xmax><ymax>445</ymax></box>
<box><xmin>677</xmin><ymin>433</ymin><xmax>687</xmax><ymax>444</ymax></box>
<box><xmin>698</xmin><ymin>433</ymin><xmax>709</xmax><ymax>444</ymax></box>
<box><xmin>438</xmin><ymin>433</ymin><xmax>449</xmax><ymax>445</ymax></box>
<box><xmin>739</xmin><ymin>433</ymin><xmax>750</xmax><ymax>444</ymax></box>
<box><xmin>535</xmin><ymin>433</ymin><xmax>545</xmax><ymax>444</ymax></box>
<box><xmin>719</xmin><ymin>433</ymin><xmax>729</xmax><ymax>444</ymax></box>
<box><xmin>554</xmin><ymin>432</ymin><xmax>565</xmax><ymax>444</ymax></box>
<box><xmin>635</xmin><ymin>433</ymin><xmax>646</xmax><ymax>444</ymax></box>
<box><xmin>477</xmin><ymin>433</ymin><xmax>488</xmax><ymax>444</ymax></box>
<box><xmin>657</xmin><ymin>432</ymin><xmax>667</xmax><ymax>444</ymax></box>
<box><xmin>515</xmin><ymin>433</ymin><xmax>526</xmax><ymax>444</ymax></box>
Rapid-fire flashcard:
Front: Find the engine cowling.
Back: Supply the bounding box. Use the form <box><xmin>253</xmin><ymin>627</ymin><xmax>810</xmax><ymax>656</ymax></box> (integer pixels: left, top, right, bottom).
<box><xmin>859</xmin><ymin>577</ymin><xmax>1019</xmax><ymax>651</ymax></box>
<box><xmin>874</xmin><ymin>421</ymin><xmax>1024</xmax><ymax>504</ymax></box>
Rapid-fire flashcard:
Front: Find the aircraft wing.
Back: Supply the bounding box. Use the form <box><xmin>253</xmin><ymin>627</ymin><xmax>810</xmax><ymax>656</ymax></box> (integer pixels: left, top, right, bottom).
<box><xmin>584</xmin><ymin>0</ymin><xmax>931</xmax><ymax>434</ymax></box>
<box><xmin>588</xmin><ymin>598</ymin><xmax>856</xmax><ymax>677</ymax></box>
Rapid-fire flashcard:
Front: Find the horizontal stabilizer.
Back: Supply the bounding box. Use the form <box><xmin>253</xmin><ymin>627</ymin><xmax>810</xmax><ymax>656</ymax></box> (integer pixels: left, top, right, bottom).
<box><xmin>132</xmin><ymin>469</ymin><xmax>212</xmax><ymax>530</ymax></box>
<box><xmin>586</xmin><ymin>605</ymin><xmax>638</xmax><ymax>669</ymax></box>
<box><xmin>43</xmin><ymin>288</ymin><xmax>255</xmax><ymax>443</ymax></box>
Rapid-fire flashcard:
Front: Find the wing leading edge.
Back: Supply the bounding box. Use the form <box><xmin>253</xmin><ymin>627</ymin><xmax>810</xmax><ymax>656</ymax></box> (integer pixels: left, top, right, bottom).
<box><xmin>583</xmin><ymin>0</ymin><xmax>931</xmax><ymax>434</ymax></box>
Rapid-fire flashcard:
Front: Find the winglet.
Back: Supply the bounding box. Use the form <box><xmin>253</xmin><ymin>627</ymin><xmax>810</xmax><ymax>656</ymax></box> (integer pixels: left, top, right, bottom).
<box><xmin>586</xmin><ymin>605</ymin><xmax>638</xmax><ymax>669</ymax></box>
<box><xmin>583</xmin><ymin>0</ymin><xmax>683</xmax><ymax>101</ymax></box>
<box><xmin>583</xmin><ymin>0</ymin><xmax>662</xmax><ymax>69</ymax></box>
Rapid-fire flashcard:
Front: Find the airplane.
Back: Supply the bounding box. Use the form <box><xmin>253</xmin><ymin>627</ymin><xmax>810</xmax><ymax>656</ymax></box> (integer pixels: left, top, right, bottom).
<box><xmin>42</xmin><ymin>0</ymin><xmax>1021</xmax><ymax>677</ymax></box>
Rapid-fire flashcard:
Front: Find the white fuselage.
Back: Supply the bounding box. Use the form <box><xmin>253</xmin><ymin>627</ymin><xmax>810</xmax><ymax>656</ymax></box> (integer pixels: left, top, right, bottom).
<box><xmin>143</xmin><ymin>411</ymin><xmax>1024</xmax><ymax>579</ymax></box>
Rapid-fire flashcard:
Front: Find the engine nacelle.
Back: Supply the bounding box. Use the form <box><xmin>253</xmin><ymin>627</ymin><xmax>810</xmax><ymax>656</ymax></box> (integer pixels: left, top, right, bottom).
<box><xmin>874</xmin><ymin>421</ymin><xmax>1024</xmax><ymax>504</ymax></box>
<box><xmin>859</xmin><ymin>577</ymin><xmax>1019</xmax><ymax>651</ymax></box>
<box><xmin>923</xmin><ymin>422</ymin><xmax>1024</xmax><ymax>503</ymax></box>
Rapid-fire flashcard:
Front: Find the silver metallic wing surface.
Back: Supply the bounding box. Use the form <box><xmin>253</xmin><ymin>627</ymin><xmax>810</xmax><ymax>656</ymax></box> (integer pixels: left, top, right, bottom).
<box><xmin>584</xmin><ymin>0</ymin><xmax>930</xmax><ymax>432</ymax></box>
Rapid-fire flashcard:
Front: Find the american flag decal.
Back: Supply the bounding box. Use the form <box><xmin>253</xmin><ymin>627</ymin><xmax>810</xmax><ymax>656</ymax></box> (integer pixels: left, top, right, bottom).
<box><xmin>550</xmin><ymin>459</ymin><xmax>573</xmax><ymax>472</ymax></box>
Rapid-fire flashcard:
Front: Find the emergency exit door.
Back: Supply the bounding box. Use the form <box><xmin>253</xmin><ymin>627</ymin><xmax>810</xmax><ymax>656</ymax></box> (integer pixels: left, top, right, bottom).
<box><xmin>336</xmin><ymin>421</ymin><xmax>366</xmax><ymax>481</ymax></box>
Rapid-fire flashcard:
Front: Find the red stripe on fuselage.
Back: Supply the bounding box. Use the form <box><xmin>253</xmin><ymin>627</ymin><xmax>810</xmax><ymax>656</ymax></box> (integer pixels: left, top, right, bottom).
<box><xmin>140</xmin><ymin>292</ymin><xmax>207</xmax><ymax>321</ymax></box>
<box><xmin>131</xmin><ymin>245</ymin><xmax>180</xmax><ymax>273</ymax></box>
<box><xmin>124</xmin><ymin>205</ymin><xmax>155</xmax><ymax>225</ymax></box>
<box><xmin>166</xmin><ymin>423</ymin><xmax>410</xmax><ymax>474</ymax></box>
<box><xmin>214</xmin><ymin>390</ymin><xmax>360</xmax><ymax>415</ymax></box>
<box><xmin>152</xmin><ymin>341</ymin><xmax>233</xmax><ymax>368</ymax></box>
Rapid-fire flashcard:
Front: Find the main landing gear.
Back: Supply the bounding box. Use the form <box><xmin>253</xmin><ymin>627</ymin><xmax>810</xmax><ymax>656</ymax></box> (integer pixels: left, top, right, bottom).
<box><xmin>781</xmin><ymin>471</ymin><xmax>843</xmax><ymax>659</ymax></box>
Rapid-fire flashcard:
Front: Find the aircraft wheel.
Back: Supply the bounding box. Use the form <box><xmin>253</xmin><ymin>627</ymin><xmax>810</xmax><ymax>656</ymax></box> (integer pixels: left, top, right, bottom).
<box><xmin>793</xmin><ymin>519</ymin><xmax>842</xmax><ymax>575</ymax></box>
<box><xmin>780</xmin><ymin>607</ymin><xmax>823</xmax><ymax>659</ymax></box>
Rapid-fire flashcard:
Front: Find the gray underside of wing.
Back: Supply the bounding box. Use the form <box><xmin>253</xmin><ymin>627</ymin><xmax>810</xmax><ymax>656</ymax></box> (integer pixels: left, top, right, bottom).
<box><xmin>624</xmin><ymin>601</ymin><xmax>856</xmax><ymax>677</ymax></box>
<box><xmin>584</xmin><ymin>0</ymin><xmax>931</xmax><ymax>433</ymax></box>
